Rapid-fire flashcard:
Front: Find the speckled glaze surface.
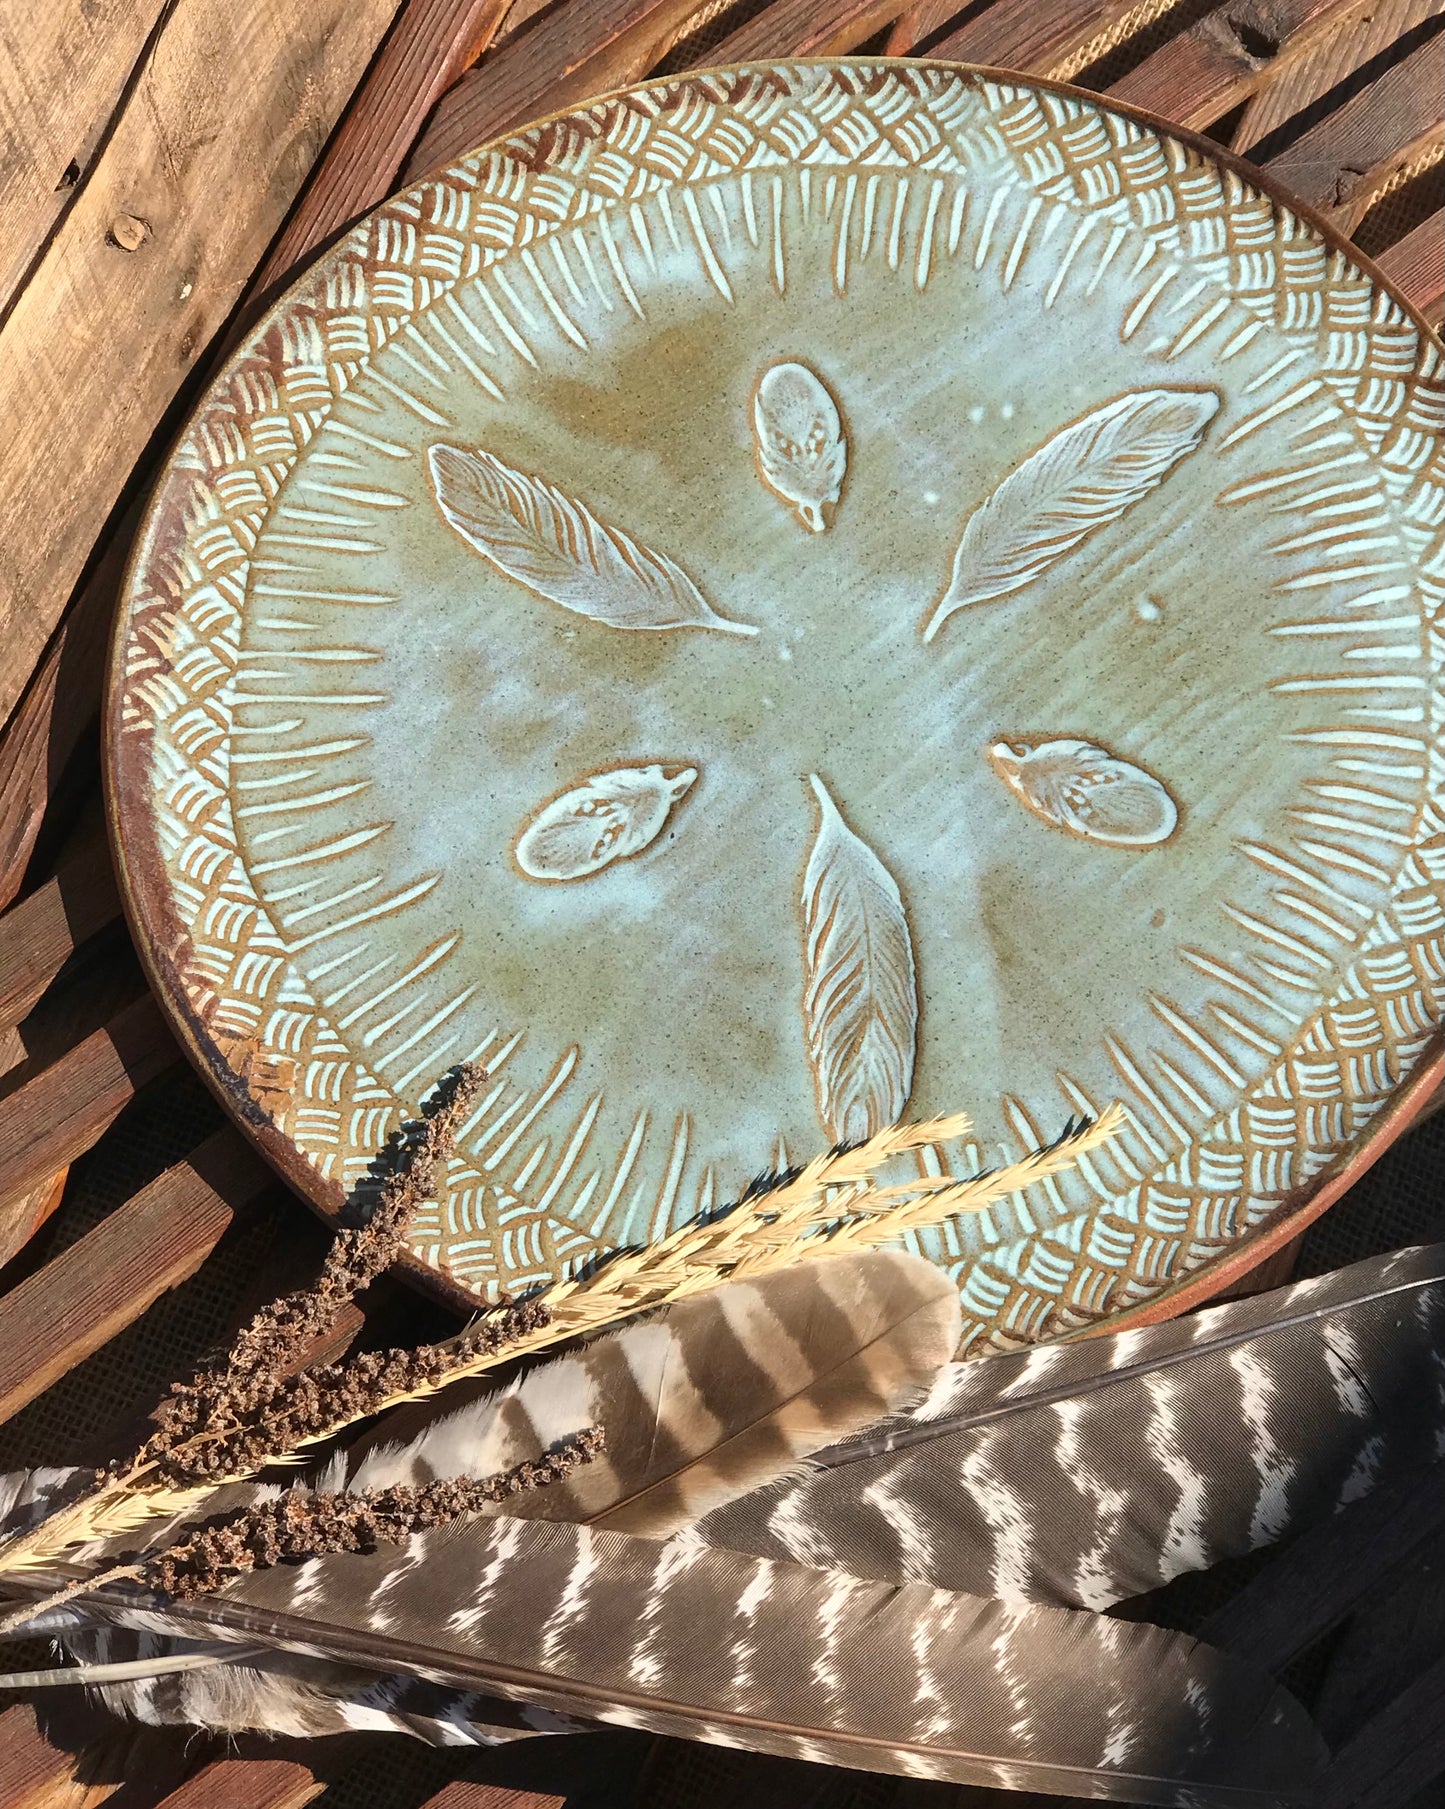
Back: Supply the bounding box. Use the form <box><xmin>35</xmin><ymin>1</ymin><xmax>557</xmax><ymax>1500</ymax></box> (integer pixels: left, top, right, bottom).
<box><xmin>108</xmin><ymin>61</ymin><xmax>1445</xmax><ymax>1351</ymax></box>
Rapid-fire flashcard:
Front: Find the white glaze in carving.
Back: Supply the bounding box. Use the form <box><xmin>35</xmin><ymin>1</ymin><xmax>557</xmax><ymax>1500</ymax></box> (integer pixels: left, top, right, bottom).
<box><xmin>923</xmin><ymin>388</ymin><xmax>1220</xmax><ymax>641</ymax></box>
<box><xmin>988</xmin><ymin>738</ymin><xmax>1180</xmax><ymax>848</ymax></box>
<box><xmin>428</xmin><ymin>444</ymin><xmax>757</xmax><ymax>636</ymax></box>
<box><xmin>801</xmin><ymin>775</ymin><xmax>918</xmax><ymax>1143</ymax></box>
<box><xmin>515</xmin><ymin>765</ymin><xmax>698</xmax><ymax>882</ymax></box>
<box><xmin>752</xmin><ymin>361</ymin><xmax>847</xmax><ymax>532</ymax></box>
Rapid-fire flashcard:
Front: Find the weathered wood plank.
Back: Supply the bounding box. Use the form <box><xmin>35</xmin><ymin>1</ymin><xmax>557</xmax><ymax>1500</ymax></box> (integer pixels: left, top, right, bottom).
<box><xmin>0</xmin><ymin>1129</ymin><xmax>270</xmax><ymax>1427</ymax></box>
<box><xmin>406</xmin><ymin>0</ymin><xmax>713</xmax><ymax>179</ymax></box>
<box><xmin>257</xmin><ymin>0</ymin><xmax>511</xmax><ymax>290</ymax></box>
<box><xmin>150</xmin><ymin>1759</ymin><xmax>324</xmax><ymax>1809</ymax></box>
<box><xmin>1378</xmin><ymin>207</ymin><xmax>1445</xmax><ymax>322</ymax></box>
<box><xmin>1319</xmin><ymin>1651</ymin><xmax>1445</xmax><ymax>1808</ymax></box>
<box><xmin>710</xmin><ymin>0</ymin><xmax>912</xmax><ymax>61</ymax></box>
<box><xmin>419</xmin><ymin>1788</ymin><xmax>565</xmax><ymax>1809</ymax></box>
<box><xmin>1199</xmin><ymin>1458</ymin><xmax>1445</xmax><ymax>1670</ymax></box>
<box><xmin>0</xmin><ymin>826</ymin><xmax>119</xmax><ymax>1038</ymax></box>
<box><xmin>930</xmin><ymin>0</ymin><xmax>1179</xmax><ymax>84</ymax></box>
<box><xmin>0</xmin><ymin>1702</ymin><xmax>183</xmax><ymax>1809</ymax></box>
<box><xmin>1260</xmin><ymin>34</ymin><xmax>1444</xmax><ymax>213</ymax></box>
<box><xmin>0</xmin><ymin>0</ymin><xmax>171</xmax><ymax>314</ymax></box>
<box><xmin>1237</xmin><ymin>0</ymin><xmax>1444</xmax><ymax>152</ymax></box>
<box><xmin>1107</xmin><ymin>0</ymin><xmax>1371</xmax><ymax>130</ymax></box>
<box><xmin>0</xmin><ymin>0</ymin><xmax>403</xmax><ymax>736</ymax></box>
<box><xmin>1325</xmin><ymin>124</ymin><xmax>1443</xmax><ymax>233</ymax></box>
<box><xmin>0</xmin><ymin>993</ymin><xmax>176</xmax><ymax>1236</ymax></box>
<box><xmin>884</xmin><ymin>1</ymin><xmax>963</xmax><ymax>54</ymax></box>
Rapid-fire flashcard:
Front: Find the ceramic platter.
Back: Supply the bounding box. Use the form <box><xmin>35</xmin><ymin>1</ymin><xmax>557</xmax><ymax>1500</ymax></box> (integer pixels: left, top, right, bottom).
<box><xmin>109</xmin><ymin>61</ymin><xmax>1445</xmax><ymax>1352</ymax></box>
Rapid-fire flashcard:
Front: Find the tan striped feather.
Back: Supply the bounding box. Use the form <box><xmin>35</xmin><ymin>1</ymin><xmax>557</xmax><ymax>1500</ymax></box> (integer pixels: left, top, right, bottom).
<box><xmin>337</xmin><ymin>1248</ymin><xmax>961</xmax><ymax>1537</ymax></box>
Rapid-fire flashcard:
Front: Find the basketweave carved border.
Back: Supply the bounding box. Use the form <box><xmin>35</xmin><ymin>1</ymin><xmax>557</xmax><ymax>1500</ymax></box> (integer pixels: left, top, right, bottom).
<box><xmin>109</xmin><ymin>61</ymin><xmax>1445</xmax><ymax>1351</ymax></box>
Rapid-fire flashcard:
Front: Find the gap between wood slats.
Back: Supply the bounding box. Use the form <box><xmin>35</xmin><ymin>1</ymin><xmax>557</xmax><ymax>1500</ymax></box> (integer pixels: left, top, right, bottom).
<box><xmin>1318</xmin><ymin>1651</ymin><xmax>1445</xmax><ymax>1809</ymax></box>
<box><xmin>1236</xmin><ymin>0</ymin><xmax>1445</xmax><ymax>151</ymax></box>
<box><xmin>1254</xmin><ymin>30</ymin><xmax>1444</xmax><ymax>210</ymax></box>
<box><xmin>149</xmin><ymin>1758</ymin><xmax>324</xmax><ymax>1809</ymax></box>
<box><xmin>1106</xmin><ymin>0</ymin><xmax>1374</xmax><ymax>129</ymax></box>
<box><xmin>0</xmin><ymin>0</ymin><xmax>174</xmax><ymax>319</ymax></box>
<box><xmin>0</xmin><ymin>0</ymin><xmax>404</xmax><ymax>735</ymax></box>
<box><xmin>0</xmin><ymin>994</ymin><xmax>176</xmax><ymax>1237</ymax></box>
<box><xmin>405</xmin><ymin>0</ymin><xmax>717</xmax><ymax>177</ymax></box>
<box><xmin>0</xmin><ymin>828</ymin><xmax>118</xmax><ymax>1038</ymax></box>
<box><xmin>0</xmin><ymin>1130</ymin><xmax>271</xmax><ymax>1427</ymax></box>
<box><xmin>256</xmin><ymin>0</ymin><xmax>511</xmax><ymax>291</ymax></box>
<box><xmin>710</xmin><ymin>0</ymin><xmax>910</xmax><ymax>60</ymax></box>
<box><xmin>0</xmin><ymin>1701</ymin><xmax>188</xmax><ymax>1809</ymax></box>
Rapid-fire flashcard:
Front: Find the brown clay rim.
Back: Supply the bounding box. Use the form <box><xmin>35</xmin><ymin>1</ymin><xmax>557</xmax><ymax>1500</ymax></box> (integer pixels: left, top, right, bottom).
<box><xmin>104</xmin><ymin>57</ymin><xmax>1445</xmax><ymax>1325</ymax></box>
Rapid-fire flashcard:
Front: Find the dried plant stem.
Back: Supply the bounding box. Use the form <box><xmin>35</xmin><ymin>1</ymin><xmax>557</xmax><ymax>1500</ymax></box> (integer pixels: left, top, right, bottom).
<box><xmin>281</xmin><ymin>1106</ymin><xmax>1127</xmax><ymax>1437</ymax></box>
<box><xmin>0</xmin><ymin>1094</ymin><xmax>1122</xmax><ymax>1584</ymax></box>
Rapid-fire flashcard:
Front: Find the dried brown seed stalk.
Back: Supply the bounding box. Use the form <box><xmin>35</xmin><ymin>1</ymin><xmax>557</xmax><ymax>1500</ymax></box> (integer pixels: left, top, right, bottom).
<box><xmin>148</xmin><ymin>1428</ymin><xmax>606</xmax><ymax>1599</ymax></box>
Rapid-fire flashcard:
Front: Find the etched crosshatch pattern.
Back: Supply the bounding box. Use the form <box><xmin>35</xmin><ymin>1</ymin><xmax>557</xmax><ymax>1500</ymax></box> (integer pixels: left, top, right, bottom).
<box><xmin>109</xmin><ymin>62</ymin><xmax>1445</xmax><ymax>1352</ymax></box>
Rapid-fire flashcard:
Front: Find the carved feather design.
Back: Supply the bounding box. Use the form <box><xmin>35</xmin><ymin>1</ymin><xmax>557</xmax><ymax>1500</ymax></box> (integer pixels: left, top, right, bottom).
<box><xmin>752</xmin><ymin>361</ymin><xmax>847</xmax><ymax>532</ymax></box>
<box><xmin>800</xmin><ymin>776</ymin><xmax>918</xmax><ymax>1144</ymax></box>
<box><xmin>77</xmin><ymin>1520</ymin><xmax>1324</xmax><ymax>1801</ymax></box>
<box><xmin>988</xmin><ymin>736</ymin><xmax>1179</xmax><ymax>847</ymax></box>
<box><xmin>427</xmin><ymin>444</ymin><xmax>756</xmax><ymax>636</ymax></box>
<box><xmin>514</xmin><ymin>764</ymin><xmax>698</xmax><ymax>882</ymax></box>
<box><xmin>697</xmin><ymin>1244</ymin><xmax>1445</xmax><ymax>1611</ymax></box>
<box><xmin>922</xmin><ymin>387</ymin><xmax>1220</xmax><ymax>641</ymax></box>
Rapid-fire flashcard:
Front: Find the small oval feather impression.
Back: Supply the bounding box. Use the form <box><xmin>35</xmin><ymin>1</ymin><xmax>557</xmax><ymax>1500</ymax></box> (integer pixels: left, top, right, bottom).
<box><xmin>988</xmin><ymin>738</ymin><xmax>1179</xmax><ymax>848</ymax></box>
<box><xmin>802</xmin><ymin>776</ymin><xmax>918</xmax><ymax>1143</ymax></box>
<box><xmin>516</xmin><ymin>765</ymin><xmax>697</xmax><ymax>882</ymax></box>
<box><xmin>753</xmin><ymin>362</ymin><xmax>847</xmax><ymax>532</ymax></box>
<box><xmin>923</xmin><ymin>387</ymin><xmax>1220</xmax><ymax>641</ymax></box>
<box><xmin>428</xmin><ymin>444</ymin><xmax>755</xmax><ymax>636</ymax></box>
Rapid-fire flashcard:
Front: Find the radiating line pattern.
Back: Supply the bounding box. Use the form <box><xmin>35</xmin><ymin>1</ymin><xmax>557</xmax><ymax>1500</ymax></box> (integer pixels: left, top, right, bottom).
<box><xmin>112</xmin><ymin>63</ymin><xmax>1445</xmax><ymax>1350</ymax></box>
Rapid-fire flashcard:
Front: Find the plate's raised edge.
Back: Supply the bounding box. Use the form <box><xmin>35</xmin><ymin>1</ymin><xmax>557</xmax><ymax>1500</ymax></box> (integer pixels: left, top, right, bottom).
<box><xmin>101</xmin><ymin>56</ymin><xmax>1445</xmax><ymax>1322</ymax></box>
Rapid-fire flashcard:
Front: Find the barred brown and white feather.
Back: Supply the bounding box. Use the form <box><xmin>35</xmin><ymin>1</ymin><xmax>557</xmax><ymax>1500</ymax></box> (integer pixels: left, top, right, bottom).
<box><xmin>121</xmin><ymin>1516</ymin><xmax>1324</xmax><ymax>1804</ymax></box>
<box><xmin>341</xmin><ymin>1247</ymin><xmax>960</xmax><ymax>1536</ymax></box>
<box><xmin>0</xmin><ymin>1253</ymin><xmax>957</xmax><ymax>1739</ymax></box>
<box><xmin>697</xmin><ymin>1244</ymin><xmax>1445</xmax><ymax>1609</ymax></box>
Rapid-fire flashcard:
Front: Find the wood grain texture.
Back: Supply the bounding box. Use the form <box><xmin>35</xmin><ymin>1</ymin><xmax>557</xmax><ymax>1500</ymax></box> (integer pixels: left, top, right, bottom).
<box><xmin>0</xmin><ymin>1702</ymin><xmax>182</xmax><ymax>1809</ymax></box>
<box><xmin>405</xmin><ymin>0</ymin><xmax>713</xmax><ymax>177</ymax></box>
<box><xmin>1318</xmin><ymin>1652</ymin><xmax>1445</xmax><ymax>1808</ymax></box>
<box><xmin>1378</xmin><ymin>207</ymin><xmax>1445</xmax><ymax>322</ymax></box>
<box><xmin>1236</xmin><ymin>0</ymin><xmax>1445</xmax><ymax>151</ymax></box>
<box><xmin>0</xmin><ymin>1129</ymin><xmax>269</xmax><ymax>1426</ymax></box>
<box><xmin>419</xmin><ymin>1789</ymin><xmax>565</xmax><ymax>1809</ymax></box>
<box><xmin>0</xmin><ymin>509</ymin><xmax>133</xmax><ymax>915</ymax></box>
<box><xmin>150</xmin><ymin>1760</ymin><xmax>324</xmax><ymax>1809</ymax></box>
<box><xmin>0</xmin><ymin>826</ymin><xmax>119</xmax><ymax>1037</ymax></box>
<box><xmin>0</xmin><ymin>0</ymin><xmax>403</xmax><ymax>736</ymax></box>
<box><xmin>1107</xmin><ymin>0</ymin><xmax>1368</xmax><ymax>128</ymax></box>
<box><xmin>711</xmin><ymin>0</ymin><xmax>912</xmax><ymax>60</ymax></box>
<box><xmin>0</xmin><ymin>993</ymin><xmax>175</xmax><ymax>1231</ymax></box>
<box><xmin>256</xmin><ymin>0</ymin><xmax>510</xmax><ymax>290</ymax></box>
<box><xmin>930</xmin><ymin>0</ymin><xmax>1175</xmax><ymax>82</ymax></box>
<box><xmin>1262</xmin><ymin>32</ymin><xmax>1444</xmax><ymax>212</ymax></box>
<box><xmin>0</xmin><ymin>0</ymin><xmax>171</xmax><ymax>313</ymax></box>
<box><xmin>884</xmin><ymin>1</ymin><xmax>963</xmax><ymax>54</ymax></box>
<box><xmin>0</xmin><ymin>1171</ymin><xmax>70</xmax><ymax>1279</ymax></box>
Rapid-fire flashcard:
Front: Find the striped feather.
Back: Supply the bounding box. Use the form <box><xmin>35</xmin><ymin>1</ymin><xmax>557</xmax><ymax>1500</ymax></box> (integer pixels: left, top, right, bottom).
<box><xmin>697</xmin><ymin>1244</ymin><xmax>1445</xmax><ymax>1609</ymax></box>
<box><xmin>77</xmin><ymin>1518</ymin><xmax>1325</xmax><ymax>1803</ymax></box>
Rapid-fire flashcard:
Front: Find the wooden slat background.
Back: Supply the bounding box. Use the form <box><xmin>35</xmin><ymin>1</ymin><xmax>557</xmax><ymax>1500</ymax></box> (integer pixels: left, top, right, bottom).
<box><xmin>0</xmin><ymin>0</ymin><xmax>1439</xmax><ymax>1803</ymax></box>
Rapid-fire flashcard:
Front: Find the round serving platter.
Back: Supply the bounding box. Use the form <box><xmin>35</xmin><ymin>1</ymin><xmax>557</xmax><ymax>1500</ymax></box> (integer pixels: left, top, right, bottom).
<box><xmin>107</xmin><ymin>60</ymin><xmax>1445</xmax><ymax>1353</ymax></box>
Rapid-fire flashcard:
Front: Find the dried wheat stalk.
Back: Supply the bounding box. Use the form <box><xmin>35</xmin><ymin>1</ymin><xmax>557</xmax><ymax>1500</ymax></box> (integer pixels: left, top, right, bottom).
<box><xmin>0</xmin><ymin>1080</ymin><xmax>1122</xmax><ymax>1593</ymax></box>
